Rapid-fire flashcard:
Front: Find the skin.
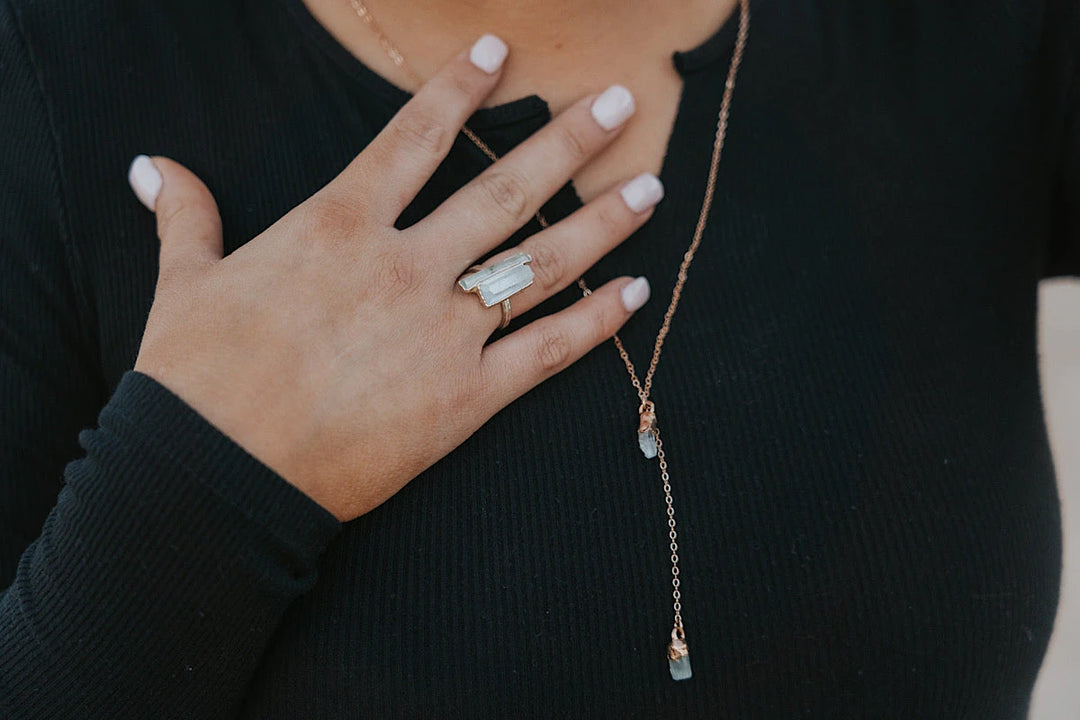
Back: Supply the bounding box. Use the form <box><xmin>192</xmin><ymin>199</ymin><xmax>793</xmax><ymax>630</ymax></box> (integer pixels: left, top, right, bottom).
<box><xmin>133</xmin><ymin>3</ymin><xmax>738</xmax><ymax>522</ymax></box>
<box><xmin>301</xmin><ymin>0</ymin><xmax>740</xmax><ymax>201</ymax></box>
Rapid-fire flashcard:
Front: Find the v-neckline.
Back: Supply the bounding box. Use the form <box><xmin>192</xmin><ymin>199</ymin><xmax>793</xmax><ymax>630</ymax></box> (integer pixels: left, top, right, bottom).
<box><xmin>273</xmin><ymin>0</ymin><xmax>749</xmax><ymax>243</ymax></box>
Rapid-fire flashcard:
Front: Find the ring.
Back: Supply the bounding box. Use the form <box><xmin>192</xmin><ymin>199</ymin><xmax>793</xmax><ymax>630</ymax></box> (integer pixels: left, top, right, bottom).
<box><xmin>457</xmin><ymin>252</ymin><xmax>534</xmax><ymax>329</ymax></box>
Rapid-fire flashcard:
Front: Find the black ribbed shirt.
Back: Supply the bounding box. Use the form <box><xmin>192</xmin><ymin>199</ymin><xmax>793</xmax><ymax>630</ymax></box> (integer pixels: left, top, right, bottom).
<box><xmin>1</xmin><ymin>0</ymin><xmax>1077</xmax><ymax>717</ymax></box>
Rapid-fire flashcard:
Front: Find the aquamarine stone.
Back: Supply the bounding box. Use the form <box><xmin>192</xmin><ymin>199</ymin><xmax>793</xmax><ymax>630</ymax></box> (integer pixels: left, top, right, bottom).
<box><xmin>638</xmin><ymin>430</ymin><xmax>658</xmax><ymax>459</ymax></box>
<box><xmin>669</xmin><ymin>654</ymin><xmax>692</xmax><ymax>681</ymax></box>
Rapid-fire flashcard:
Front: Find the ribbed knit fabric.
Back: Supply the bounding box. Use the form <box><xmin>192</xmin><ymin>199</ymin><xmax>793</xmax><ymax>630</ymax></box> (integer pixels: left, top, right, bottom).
<box><xmin>0</xmin><ymin>0</ymin><xmax>1076</xmax><ymax>717</ymax></box>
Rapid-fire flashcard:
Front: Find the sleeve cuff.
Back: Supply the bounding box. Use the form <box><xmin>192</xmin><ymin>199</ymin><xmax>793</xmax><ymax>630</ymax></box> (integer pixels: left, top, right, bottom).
<box><xmin>0</xmin><ymin>375</ymin><xmax>343</xmax><ymax>715</ymax></box>
<box><xmin>91</xmin><ymin>370</ymin><xmax>341</xmax><ymax>577</ymax></box>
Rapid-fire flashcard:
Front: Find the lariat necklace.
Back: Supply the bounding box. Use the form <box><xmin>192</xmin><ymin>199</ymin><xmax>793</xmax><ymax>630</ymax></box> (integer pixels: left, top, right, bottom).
<box><xmin>347</xmin><ymin>0</ymin><xmax>750</xmax><ymax>681</ymax></box>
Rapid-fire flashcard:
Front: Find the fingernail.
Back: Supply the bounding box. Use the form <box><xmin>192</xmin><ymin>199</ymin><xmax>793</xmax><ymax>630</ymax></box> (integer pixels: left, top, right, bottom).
<box><xmin>128</xmin><ymin>155</ymin><xmax>162</xmax><ymax>211</ymax></box>
<box><xmin>620</xmin><ymin>173</ymin><xmax>664</xmax><ymax>213</ymax></box>
<box><xmin>621</xmin><ymin>276</ymin><xmax>651</xmax><ymax>313</ymax></box>
<box><xmin>591</xmin><ymin>84</ymin><xmax>635</xmax><ymax>131</ymax></box>
<box><xmin>469</xmin><ymin>34</ymin><xmax>508</xmax><ymax>74</ymax></box>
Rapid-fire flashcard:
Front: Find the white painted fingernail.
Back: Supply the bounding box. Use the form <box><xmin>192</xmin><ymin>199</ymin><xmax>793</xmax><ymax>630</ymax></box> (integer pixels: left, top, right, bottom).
<box><xmin>591</xmin><ymin>85</ymin><xmax>635</xmax><ymax>130</ymax></box>
<box><xmin>621</xmin><ymin>276</ymin><xmax>651</xmax><ymax>313</ymax></box>
<box><xmin>469</xmin><ymin>34</ymin><xmax>508</xmax><ymax>74</ymax></box>
<box><xmin>620</xmin><ymin>173</ymin><xmax>664</xmax><ymax>213</ymax></box>
<box><xmin>128</xmin><ymin>155</ymin><xmax>162</xmax><ymax>211</ymax></box>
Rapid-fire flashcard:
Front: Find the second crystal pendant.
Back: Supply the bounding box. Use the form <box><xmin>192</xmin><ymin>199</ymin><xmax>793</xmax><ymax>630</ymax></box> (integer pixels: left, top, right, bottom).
<box><xmin>667</xmin><ymin>629</ymin><xmax>692</xmax><ymax>681</ymax></box>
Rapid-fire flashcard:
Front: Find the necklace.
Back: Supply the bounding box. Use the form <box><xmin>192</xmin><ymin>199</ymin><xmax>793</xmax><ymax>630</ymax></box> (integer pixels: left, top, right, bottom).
<box><xmin>347</xmin><ymin>0</ymin><xmax>750</xmax><ymax>681</ymax></box>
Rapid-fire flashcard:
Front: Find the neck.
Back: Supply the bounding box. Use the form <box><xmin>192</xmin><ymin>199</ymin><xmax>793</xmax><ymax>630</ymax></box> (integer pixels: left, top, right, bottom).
<box><xmin>302</xmin><ymin>0</ymin><xmax>739</xmax><ymax>198</ymax></box>
<box><xmin>388</xmin><ymin>0</ymin><xmax>697</xmax><ymax>58</ymax></box>
<box><xmin>339</xmin><ymin>0</ymin><xmax>727</xmax><ymax>107</ymax></box>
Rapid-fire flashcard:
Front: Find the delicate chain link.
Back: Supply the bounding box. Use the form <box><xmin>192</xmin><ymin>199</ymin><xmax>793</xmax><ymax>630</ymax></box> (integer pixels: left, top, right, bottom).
<box><xmin>347</xmin><ymin>0</ymin><xmax>410</xmax><ymax>72</ymax></box>
<box><xmin>656</xmin><ymin>433</ymin><xmax>684</xmax><ymax>634</ymax></box>
<box><xmin>348</xmin><ymin>0</ymin><xmax>749</xmax><ymax>656</ymax></box>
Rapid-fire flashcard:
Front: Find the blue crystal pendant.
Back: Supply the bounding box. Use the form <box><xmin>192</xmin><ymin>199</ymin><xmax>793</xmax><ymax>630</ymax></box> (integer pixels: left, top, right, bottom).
<box><xmin>637</xmin><ymin>401</ymin><xmax>658</xmax><ymax>459</ymax></box>
<box><xmin>638</xmin><ymin>430</ymin><xmax>658</xmax><ymax>458</ymax></box>
<box><xmin>667</xmin><ymin>628</ymin><xmax>692</xmax><ymax>681</ymax></box>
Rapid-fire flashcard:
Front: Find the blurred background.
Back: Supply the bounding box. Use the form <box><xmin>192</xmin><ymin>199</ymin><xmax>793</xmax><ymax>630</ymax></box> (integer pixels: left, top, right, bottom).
<box><xmin>1031</xmin><ymin>279</ymin><xmax>1080</xmax><ymax>719</ymax></box>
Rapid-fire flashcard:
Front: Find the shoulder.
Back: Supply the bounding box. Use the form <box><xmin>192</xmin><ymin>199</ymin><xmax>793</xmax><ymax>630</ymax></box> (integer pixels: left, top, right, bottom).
<box><xmin>2</xmin><ymin>0</ymin><xmax>227</xmax><ymax>36</ymax></box>
<box><xmin>0</xmin><ymin>0</ymin><xmax>259</xmax><ymax>168</ymax></box>
<box><xmin>1041</xmin><ymin>0</ymin><xmax>1080</xmax><ymax>91</ymax></box>
<box><xmin>2</xmin><ymin>0</ymin><xmax>246</xmax><ymax>94</ymax></box>
<box><xmin>0</xmin><ymin>0</ymin><xmax>259</xmax><ymax>266</ymax></box>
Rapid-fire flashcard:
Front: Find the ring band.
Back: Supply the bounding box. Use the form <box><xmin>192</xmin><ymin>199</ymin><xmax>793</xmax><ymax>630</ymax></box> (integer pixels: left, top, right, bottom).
<box><xmin>499</xmin><ymin>298</ymin><xmax>512</xmax><ymax>329</ymax></box>
<box><xmin>458</xmin><ymin>252</ymin><xmax>535</xmax><ymax>328</ymax></box>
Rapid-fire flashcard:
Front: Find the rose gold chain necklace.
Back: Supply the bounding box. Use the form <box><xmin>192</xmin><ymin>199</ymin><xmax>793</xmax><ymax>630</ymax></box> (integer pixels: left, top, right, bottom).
<box><xmin>347</xmin><ymin>0</ymin><xmax>749</xmax><ymax>680</ymax></box>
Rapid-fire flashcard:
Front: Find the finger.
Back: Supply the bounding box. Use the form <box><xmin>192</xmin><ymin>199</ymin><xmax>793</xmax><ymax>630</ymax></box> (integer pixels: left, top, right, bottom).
<box><xmin>128</xmin><ymin>155</ymin><xmax>224</xmax><ymax>282</ymax></box>
<box><xmin>465</xmin><ymin>173</ymin><xmax>663</xmax><ymax>333</ymax></box>
<box><xmin>326</xmin><ymin>35</ymin><xmax>508</xmax><ymax>225</ymax></box>
<box><xmin>478</xmin><ymin>276</ymin><xmax>651</xmax><ymax>411</ymax></box>
<box><xmin>415</xmin><ymin>84</ymin><xmax>637</xmax><ymax>264</ymax></box>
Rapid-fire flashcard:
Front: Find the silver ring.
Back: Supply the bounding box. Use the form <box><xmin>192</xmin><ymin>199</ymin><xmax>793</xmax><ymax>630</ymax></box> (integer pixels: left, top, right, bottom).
<box><xmin>457</xmin><ymin>252</ymin><xmax>534</xmax><ymax>328</ymax></box>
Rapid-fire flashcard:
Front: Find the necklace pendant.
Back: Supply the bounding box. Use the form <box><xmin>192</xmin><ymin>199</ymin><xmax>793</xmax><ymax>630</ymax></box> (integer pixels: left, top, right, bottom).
<box><xmin>638</xmin><ymin>430</ymin><xmax>658</xmax><ymax>459</ymax></box>
<box><xmin>667</xmin><ymin>628</ymin><xmax>692</xmax><ymax>681</ymax></box>
<box><xmin>637</xmin><ymin>402</ymin><xmax>658</xmax><ymax>459</ymax></box>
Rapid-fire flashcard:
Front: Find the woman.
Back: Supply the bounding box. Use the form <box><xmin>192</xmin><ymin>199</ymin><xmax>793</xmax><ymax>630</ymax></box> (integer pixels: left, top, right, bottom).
<box><xmin>0</xmin><ymin>0</ymin><xmax>1074</xmax><ymax>716</ymax></box>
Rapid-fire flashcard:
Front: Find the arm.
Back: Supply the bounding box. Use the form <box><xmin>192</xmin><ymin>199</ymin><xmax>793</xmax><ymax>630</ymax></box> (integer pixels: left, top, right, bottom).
<box><xmin>0</xmin><ymin>4</ymin><xmax>340</xmax><ymax>717</ymax></box>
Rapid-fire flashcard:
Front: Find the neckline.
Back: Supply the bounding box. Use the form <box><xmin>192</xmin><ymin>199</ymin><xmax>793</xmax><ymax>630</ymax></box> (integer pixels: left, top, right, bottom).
<box><xmin>277</xmin><ymin>0</ymin><xmax>746</xmax><ymax>127</ymax></box>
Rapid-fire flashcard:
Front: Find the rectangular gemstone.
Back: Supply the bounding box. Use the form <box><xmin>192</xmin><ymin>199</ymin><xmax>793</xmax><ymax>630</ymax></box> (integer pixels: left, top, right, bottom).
<box><xmin>476</xmin><ymin>263</ymin><xmax>534</xmax><ymax>306</ymax></box>
<box><xmin>458</xmin><ymin>253</ymin><xmax>531</xmax><ymax>293</ymax></box>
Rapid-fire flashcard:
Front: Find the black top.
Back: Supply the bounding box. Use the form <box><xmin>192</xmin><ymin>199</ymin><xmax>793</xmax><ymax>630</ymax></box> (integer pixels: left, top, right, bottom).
<box><xmin>0</xmin><ymin>0</ymin><xmax>1076</xmax><ymax>717</ymax></box>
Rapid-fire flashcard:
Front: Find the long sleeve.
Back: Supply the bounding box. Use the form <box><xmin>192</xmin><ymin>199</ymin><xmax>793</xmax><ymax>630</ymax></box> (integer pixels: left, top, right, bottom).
<box><xmin>1047</xmin><ymin>0</ymin><xmax>1080</xmax><ymax>278</ymax></box>
<box><xmin>0</xmin><ymin>3</ymin><xmax>341</xmax><ymax>717</ymax></box>
<box><xmin>0</xmin><ymin>0</ymin><xmax>102</xmax><ymax>589</ymax></box>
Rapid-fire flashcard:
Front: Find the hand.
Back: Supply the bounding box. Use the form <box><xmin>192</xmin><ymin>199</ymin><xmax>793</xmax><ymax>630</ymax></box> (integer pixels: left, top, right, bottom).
<box><xmin>128</xmin><ymin>35</ymin><xmax>661</xmax><ymax>522</ymax></box>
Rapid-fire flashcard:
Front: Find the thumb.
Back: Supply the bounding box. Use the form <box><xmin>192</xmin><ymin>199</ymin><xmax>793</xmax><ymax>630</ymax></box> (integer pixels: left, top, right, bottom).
<box><xmin>128</xmin><ymin>154</ymin><xmax>224</xmax><ymax>276</ymax></box>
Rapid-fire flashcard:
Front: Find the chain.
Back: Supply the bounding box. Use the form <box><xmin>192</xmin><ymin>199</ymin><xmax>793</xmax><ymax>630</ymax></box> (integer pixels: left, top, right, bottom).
<box><xmin>347</xmin><ymin>0</ymin><xmax>750</xmax><ymax>666</ymax></box>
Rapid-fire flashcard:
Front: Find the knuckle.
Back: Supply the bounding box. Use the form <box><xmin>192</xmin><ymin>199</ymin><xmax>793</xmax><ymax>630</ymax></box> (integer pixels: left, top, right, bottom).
<box><xmin>525</xmin><ymin>238</ymin><xmax>566</xmax><ymax>292</ymax></box>
<box><xmin>594</xmin><ymin>198</ymin><xmax>627</xmax><ymax>238</ymax></box>
<box><xmin>450</xmin><ymin>373</ymin><xmax>484</xmax><ymax>417</ymax></box>
<box><xmin>553</xmin><ymin>123</ymin><xmax>590</xmax><ymax>162</ymax></box>
<box><xmin>591</xmin><ymin>303</ymin><xmax>615</xmax><ymax>341</ymax></box>
<box><xmin>446</xmin><ymin>66</ymin><xmax>479</xmax><ymax>100</ymax></box>
<box><xmin>154</xmin><ymin>262</ymin><xmax>182</xmax><ymax>290</ymax></box>
<box><xmin>391</xmin><ymin>110</ymin><xmax>449</xmax><ymax>156</ymax></box>
<box><xmin>535</xmin><ymin>326</ymin><xmax>573</xmax><ymax>374</ymax></box>
<box><xmin>462</xmin><ymin>364</ymin><xmax>497</xmax><ymax>419</ymax></box>
<box><xmin>374</xmin><ymin>251</ymin><xmax>424</xmax><ymax>302</ymax></box>
<box><xmin>472</xmin><ymin>361</ymin><xmax>497</xmax><ymax>396</ymax></box>
<box><xmin>155</xmin><ymin>200</ymin><xmax>186</xmax><ymax>240</ymax></box>
<box><xmin>479</xmin><ymin>170</ymin><xmax>530</xmax><ymax>222</ymax></box>
<box><xmin>305</xmin><ymin>196</ymin><xmax>365</xmax><ymax>241</ymax></box>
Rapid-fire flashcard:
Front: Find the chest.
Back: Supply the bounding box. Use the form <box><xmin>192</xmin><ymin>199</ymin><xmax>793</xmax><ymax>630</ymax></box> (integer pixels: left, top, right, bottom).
<box><xmin>52</xmin><ymin>2</ymin><xmax>1064</xmax><ymax>714</ymax></box>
